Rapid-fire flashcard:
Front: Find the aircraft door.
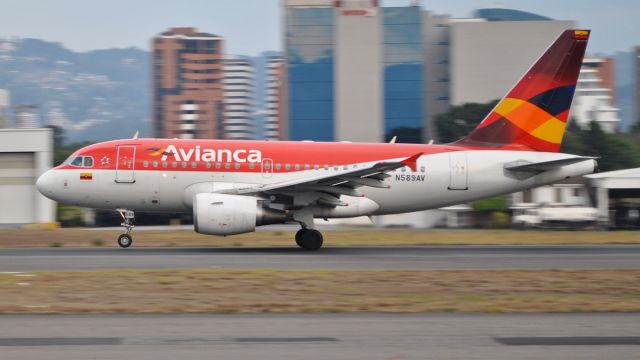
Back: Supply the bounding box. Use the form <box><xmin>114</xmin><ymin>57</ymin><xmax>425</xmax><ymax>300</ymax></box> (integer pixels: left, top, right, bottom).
<box><xmin>115</xmin><ymin>145</ymin><xmax>136</xmax><ymax>183</ymax></box>
<box><xmin>448</xmin><ymin>152</ymin><xmax>468</xmax><ymax>190</ymax></box>
<box><xmin>261</xmin><ymin>158</ymin><xmax>273</xmax><ymax>178</ymax></box>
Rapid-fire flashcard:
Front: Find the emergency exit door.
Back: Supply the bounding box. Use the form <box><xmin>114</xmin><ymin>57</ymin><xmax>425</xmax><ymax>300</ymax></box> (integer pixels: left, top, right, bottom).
<box><xmin>448</xmin><ymin>152</ymin><xmax>468</xmax><ymax>190</ymax></box>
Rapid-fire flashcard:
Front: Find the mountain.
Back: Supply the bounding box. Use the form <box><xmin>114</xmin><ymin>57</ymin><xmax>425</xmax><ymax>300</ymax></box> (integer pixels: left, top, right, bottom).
<box><xmin>0</xmin><ymin>38</ymin><xmax>149</xmax><ymax>142</ymax></box>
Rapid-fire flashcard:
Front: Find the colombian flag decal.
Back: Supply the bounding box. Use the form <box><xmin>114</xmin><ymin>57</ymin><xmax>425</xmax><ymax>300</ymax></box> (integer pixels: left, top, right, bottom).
<box><xmin>80</xmin><ymin>173</ymin><xmax>93</xmax><ymax>180</ymax></box>
<box><xmin>574</xmin><ymin>30</ymin><xmax>589</xmax><ymax>40</ymax></box>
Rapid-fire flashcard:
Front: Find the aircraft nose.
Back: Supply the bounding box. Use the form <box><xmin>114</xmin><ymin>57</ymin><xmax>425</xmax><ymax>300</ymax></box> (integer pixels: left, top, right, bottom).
<box><xmin>36</xmin><ymin>170</ymin><xmax>55</xmax><ymax>198</ymax></box>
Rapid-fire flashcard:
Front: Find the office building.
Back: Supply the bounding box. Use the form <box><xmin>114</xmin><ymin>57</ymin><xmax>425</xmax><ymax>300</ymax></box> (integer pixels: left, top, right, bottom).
<box><xmin>152</xmin><ymin>27</ymin><xmax>224</xmax><ymax>139</ymax></box>
<box><xmin>571</xmin><ymin>58</ymin><xmax>620</xmax><ymax>133</ymax></box>
<box><xmin>265</xmin><ymin>57</ymin><xmax>285</xmax><ymax>140</ymax></box>
<box><xmin>0</xmin><ymin>89</ymin><xmax>9</xmax><ymax>128</ymax></box>
<box><xmin>0</xmin><ymin>128</ymin><xmax>55</xmax><ymax>224</ymax></box>
<box><xmin>635</xmin><ymin>46</ymin><xmax>640</xmax><ymax>129</ymax></box>
<box><xmin>224</xmin><ymin>56</ymin><xmax>255</xmax><ymax>139</ymax></box>
<box><xmin>14</xmin><ymin>104</ymin><xmax>40</xmax><ymax>129</ymax></box>
<box><xmin>284</xmin><ymin>0</ymin><xmax>424</xmax><ymax>143</ymax></box>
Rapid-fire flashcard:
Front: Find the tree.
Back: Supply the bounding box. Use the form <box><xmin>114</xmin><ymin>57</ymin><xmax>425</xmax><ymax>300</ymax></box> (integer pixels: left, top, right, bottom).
<box><xmin>435</xmin><ymin>100</ymin><xmax>498</xmax><ymax>143</ymax></box>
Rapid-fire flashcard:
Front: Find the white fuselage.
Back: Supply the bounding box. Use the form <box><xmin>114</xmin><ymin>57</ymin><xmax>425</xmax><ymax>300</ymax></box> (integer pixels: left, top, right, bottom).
<box><xmin>37</xmin><ymin>150</ymin><xmax>596</xmax><ymax>217</ymax></box>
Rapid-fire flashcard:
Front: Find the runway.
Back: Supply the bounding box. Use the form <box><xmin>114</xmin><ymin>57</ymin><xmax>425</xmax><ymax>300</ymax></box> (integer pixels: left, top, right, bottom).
<box><xmin>1</xmin><ymin>313</ymin><xmax>638</xmax><ymax>360</ymax></box>
<box><xmin>1</xmin><ymin>245</ymin><xmax>640</xmax><ymax>271</ymax></box>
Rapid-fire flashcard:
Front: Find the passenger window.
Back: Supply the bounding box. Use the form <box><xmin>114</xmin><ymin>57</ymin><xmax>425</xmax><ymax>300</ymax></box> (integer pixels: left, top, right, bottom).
<box><xmin>264</xmin><ymin>163</ymin><xmax>271</xmax><ymax>170</ymax></box>
<box><xmin>83</xmin><ymin>157</ymin><xmax>93</xmax><ymax>167</ymax></box>
<box><xmin>215</xmin><ymin>163</ymin><xmax>221</xmax><ymax>169</ymax></box>
<box><xmin>225</xmin><ymin>163</ymin><xmax>231</xmax><ymax>169</ymax></box>
<box><xmin>143</xmin><ymin>160</ymin><xmax>149</xmax><ymax>168</ymax></box>
<box><xmin>162</xmin><ymin>161</ymin><xmax>168</xmax><ymax>168</ymax></box>
<box><xmin>182</xmin><ymin>162</ymin><xmax>188</xmax><ymax>168</ymax></box>
<box><xmin>285</xmin><ymin>164</ymin><xmax>291</xmax><ymax>171</ymax></box>
<box><xmin>343</xmin><ymin>165</ymin><xmax>348</xmax><ymax>170</ymax></box>
<box><xmin>191</xmin><ymin>162</ymin><xmax>197</xmax><ymax>168</ymax></box>
<box><xmin>153</xmin><ymin>161</ymin><xmax>158</xmax><ymax>168</ymax></box>
<box><xmin>304</xmin><ymin>164</ymin><xmax>310</xmax><ymax>170</ymax></box>
<box><xmin>206</xmin><ymin>162</ymin><xmax>212</xmax><ymax>169</ymax></box>
<box><xmin>401</xmin><ymin>167</ymin><xmax>406</xmax><ymax>172</ymax></box>
<box><xmin>234</xmin><ymin>163</ymin><xmax>240</xmax><ymax>169</ymax></box>
<box><xmin>295</xmin><ymin>164</ymin><xmax>300</xmax><ymax>171</ymax></box>
<box><xmin>249</xmin><ymin>163</ymin><xmax>255</xmax><ymax>170</ymax></box>
<box><xmin>333</xmin><ymin>165</ymin><xmax>338</xmax><ymax>171</ymax></box>
<box><xmin>420</xmin><ymin>166</ymin><xmax>425</xmax><ymax>173</ymax></box>
<box><xmin>275</xmin><ymin>164</ymin><xmax>281</xmax><ymax>171</ymax></box>
<box><xmin>314</xmin><ymin>165</ymin><xmax>319</xmax><ymax>170</ymax></box>
<box><xmin>172</xmin><ymin>161</ymin><xmax>178</xmax><ymax>168</ymax></box>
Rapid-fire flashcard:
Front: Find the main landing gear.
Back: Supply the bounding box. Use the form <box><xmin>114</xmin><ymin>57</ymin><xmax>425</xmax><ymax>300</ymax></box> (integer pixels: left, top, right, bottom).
<box><xmin>295</xmin><ymin>228</ymin><xmax>323</xmax><ymax>251</ymax></box>
<box><xmin>117</xmin><ymin>209</ymin><xmax>135</xmax><ymax>248</ymax></box>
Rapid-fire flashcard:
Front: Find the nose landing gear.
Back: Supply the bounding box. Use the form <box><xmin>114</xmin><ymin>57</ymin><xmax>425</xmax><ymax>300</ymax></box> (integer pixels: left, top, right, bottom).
<box><xmin>117</xmin><ymin>209</ymin><xmax>135</xmax><ymax>248</ymax></box>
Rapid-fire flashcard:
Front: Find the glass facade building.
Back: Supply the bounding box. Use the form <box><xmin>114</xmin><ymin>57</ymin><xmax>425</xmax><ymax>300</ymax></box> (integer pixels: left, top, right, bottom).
<box><xmin>383</xmin><ymin>7</ymin><xmax>424</xmax><ymax>143</ymax></box>
<box><xmin>285</xmin><ymin>3</ymin><xmax>424</xmax><ymax>143</ymax></box>
<box><xmin>286</xmin><ymin>8</ymin><xmax>335</xmax><ymax>141</ymax></box>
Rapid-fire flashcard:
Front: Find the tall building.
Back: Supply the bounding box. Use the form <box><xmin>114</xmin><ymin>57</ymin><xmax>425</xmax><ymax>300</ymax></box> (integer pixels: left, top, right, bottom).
<box><xmin>152</xmin><ymin>27</ymin><xmax>224</xmax><ymax>139</ymax></box>
<box><xmin>635</xmin><ymin>46</ymin><xmax>640</xmax><ymax>129</ymax></box>
<box><xmin>284</xmin><ymin>0</ymin><xmax>424</xmax><ymax>143</ymax></box>
<box><xmin>571</xmin><ymin>58</ymin><xmax>620</xmax><ymax>133</ymax></box>
<box><xmin>223</xmin><ymin>56</ymin><xmax>255</xmax><ymax>139</ymax></box>
<box><xmin>265</xmin><ymin>57</ymin><xmax>285</xmax><ymax>140</ymax></box>
<box><xmin>14</xmin><ymin>104</ymin><xmax>40</xmax><ymax>129</ymax></box>
<box><xmin>0</xmin><ymin>89</ymin><xmax>9</xmax><ymax>128</ymax></box>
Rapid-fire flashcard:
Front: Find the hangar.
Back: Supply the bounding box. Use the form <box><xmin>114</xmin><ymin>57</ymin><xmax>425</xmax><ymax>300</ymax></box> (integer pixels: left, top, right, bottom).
<box><xmin>0</xmin><ymin>128</ymin><xmax>55</xmax><ymax>224</ymax></box>
<box><xmin>587</xmin><ymin>168</ymin><xmax>640</xmax><ymax>229</ymax></box>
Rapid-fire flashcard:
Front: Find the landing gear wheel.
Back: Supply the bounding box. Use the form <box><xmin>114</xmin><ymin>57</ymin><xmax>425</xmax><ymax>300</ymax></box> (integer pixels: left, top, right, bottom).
<box><xmin>117</xmin><ymin>233</ymin><xmax>132</xmax><ymax>248</ymax></box>
<box><xmin>117</xmin><ymin>209</ymin><xmax>135</xmax><ymax>248</ymax></box>
<box><xmin>295</xmin><ymin>229</ymin><xmax>323</xmax><ymax>251</ymax></box>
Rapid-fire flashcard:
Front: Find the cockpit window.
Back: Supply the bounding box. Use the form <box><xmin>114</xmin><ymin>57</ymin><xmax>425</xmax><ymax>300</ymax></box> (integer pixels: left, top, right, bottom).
<box><xmin>69</xmin><ymin>156</ymin><xmax>84</xmax><ymax>166</ymax></box>
<box><xmin>66</xmin><ymin>156</ymin><xmax>94</xmax><ymax>168</ymax></box>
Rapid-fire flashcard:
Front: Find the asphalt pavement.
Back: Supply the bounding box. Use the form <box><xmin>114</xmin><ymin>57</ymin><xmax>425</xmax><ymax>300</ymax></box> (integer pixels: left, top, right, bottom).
<box><xmin>1</xmin><ymin>245</ymin><xmax>639</xmax><ymax>271</ymax></box>
<box><xmin>0</xmin><ymin>313</ymin><xmax>638</xmax><ymax>360</ymax></box>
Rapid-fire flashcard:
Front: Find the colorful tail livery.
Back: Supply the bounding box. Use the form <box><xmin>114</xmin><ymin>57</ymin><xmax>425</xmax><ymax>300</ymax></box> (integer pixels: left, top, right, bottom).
<box><xmin>456</xmin><ymin>29</ymin><xmax>590</xmax><ymax>152</ymax></box>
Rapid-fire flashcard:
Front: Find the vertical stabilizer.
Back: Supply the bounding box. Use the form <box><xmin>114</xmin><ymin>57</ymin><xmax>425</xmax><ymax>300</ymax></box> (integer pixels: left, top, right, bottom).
<box><xmin>455</xmin><ymin>30</ymin><xmax>590</xmax><ymax>152</ymax></box>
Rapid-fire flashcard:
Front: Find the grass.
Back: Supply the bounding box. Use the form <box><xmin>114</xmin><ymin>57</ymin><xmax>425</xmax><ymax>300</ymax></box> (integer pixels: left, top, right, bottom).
<box><xmin>0</xmin><ymin>269</ymin><xmax>638</xmax><ymax>314</ymax></box>
<box><xmin>0</xmin><ymin>228</ymin><xmax>638</xmax><ymax>248</ymax></box>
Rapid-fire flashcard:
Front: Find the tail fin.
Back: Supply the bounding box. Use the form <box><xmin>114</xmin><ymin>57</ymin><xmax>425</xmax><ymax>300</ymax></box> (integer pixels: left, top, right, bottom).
<box><xmin>455</xmin><ymin>29</ymin><xmax>590</xmax><ymax>152</ymax></box>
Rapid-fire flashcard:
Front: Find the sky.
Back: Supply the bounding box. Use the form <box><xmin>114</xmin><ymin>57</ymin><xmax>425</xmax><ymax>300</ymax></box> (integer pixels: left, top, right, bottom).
<box><xmin>0</xmin><ymin>0</ymin><xmax>638</xmax><ymax>55</ymax></box>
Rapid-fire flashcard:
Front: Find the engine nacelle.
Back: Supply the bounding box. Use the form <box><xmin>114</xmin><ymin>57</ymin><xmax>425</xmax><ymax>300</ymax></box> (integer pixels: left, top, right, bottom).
<box><xmin>193</xmin><ymin>193</ymin><xmax>286</xmax><ymax>236</ymax></box>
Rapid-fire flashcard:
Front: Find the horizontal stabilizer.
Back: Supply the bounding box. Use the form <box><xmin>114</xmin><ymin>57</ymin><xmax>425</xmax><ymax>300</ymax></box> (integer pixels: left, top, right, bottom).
<box><xmin>505</xmin><ymin>157</ymin><xmax>597</xmax><ymax>172</ymax></box>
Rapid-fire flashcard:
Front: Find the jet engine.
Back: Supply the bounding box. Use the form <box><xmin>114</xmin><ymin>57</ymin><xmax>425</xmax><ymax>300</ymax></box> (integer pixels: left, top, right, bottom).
<box><xmin>193</xmin><ymin>193</ymin><xmax>287</xmax><ymax>236</ymax></box>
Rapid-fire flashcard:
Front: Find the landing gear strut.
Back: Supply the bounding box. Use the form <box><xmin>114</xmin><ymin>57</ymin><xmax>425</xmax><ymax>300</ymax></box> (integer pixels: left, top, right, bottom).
<box><xmin>295</xmin><ymin>228</ymin><xmax>323</xmax><ymax>251</ymax></box>
<box><xmin>117</xmin><ymin>209</ymin><xmax>135</xmax><ymax>248</ymax></box>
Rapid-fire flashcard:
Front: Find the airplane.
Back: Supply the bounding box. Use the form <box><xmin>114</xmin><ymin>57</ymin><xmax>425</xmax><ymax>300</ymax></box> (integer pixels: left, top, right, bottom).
<box><xmin>37</xmin><ymin>29</ymin><xmax>595</xmax><ymax>251</ymax></box>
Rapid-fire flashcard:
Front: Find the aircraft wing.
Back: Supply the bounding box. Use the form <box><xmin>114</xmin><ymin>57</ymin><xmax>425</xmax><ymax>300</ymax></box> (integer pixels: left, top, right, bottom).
<box><xmin>224</xmin><ymin>152</ymin><xmax>422</xmax><ymax>201</ymax></box>
<box><xmin>505</xmin><ymin>156</ymin><xmax>597</xmax><ymax>173</ymax></box>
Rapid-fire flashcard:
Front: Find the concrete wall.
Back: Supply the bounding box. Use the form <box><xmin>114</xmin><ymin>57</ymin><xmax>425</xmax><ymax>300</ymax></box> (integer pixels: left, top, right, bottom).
<box><xmin>335</xmin><ymin>7</ymin><xmax>383</xmax><ymax>142</ymax></box>
<box><xmin>0</xmin><ymin>128</ymin><xmax>55</xmax><ymax>224</ymax></box>
<box><xmin>449</xmin><ymin>20</ymin><xmax>575</xmax><ymax>105</ymax></box>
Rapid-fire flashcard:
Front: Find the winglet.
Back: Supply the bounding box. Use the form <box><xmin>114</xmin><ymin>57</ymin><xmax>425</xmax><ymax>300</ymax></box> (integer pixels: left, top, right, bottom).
<box><xmin>401</xmin><ymin>152</ymin><xmax>422</xmax><ymax>172</ymax></box>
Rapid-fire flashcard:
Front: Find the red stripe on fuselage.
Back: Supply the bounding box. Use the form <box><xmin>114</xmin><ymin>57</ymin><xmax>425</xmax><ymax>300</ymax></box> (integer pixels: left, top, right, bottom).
<box><xmin>54</xmin><ymin>138</ymin><xmax>533</xmax><ymax>173</ymax></box>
